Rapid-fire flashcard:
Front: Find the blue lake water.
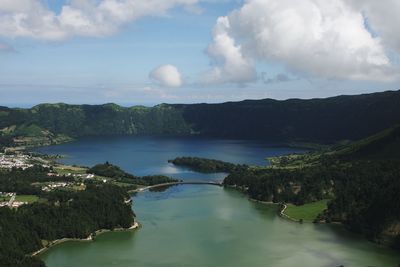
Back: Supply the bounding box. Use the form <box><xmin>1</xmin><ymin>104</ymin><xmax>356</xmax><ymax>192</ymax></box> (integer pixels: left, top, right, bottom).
<box><xmin>37</xmin><ymin>136</ymin><xmax>400</xmax><ymax>267</ymax></box>
<box><xmin>36</xmin><ymin>136</ymin><xmax>306</xmax><ymax>180</ymax></box>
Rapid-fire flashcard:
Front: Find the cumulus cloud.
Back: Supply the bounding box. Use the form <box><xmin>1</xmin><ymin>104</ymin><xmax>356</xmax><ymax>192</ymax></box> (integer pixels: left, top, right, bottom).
<box><xmin>202</xmin><ymin>17</ymin><xmax>256</xmax><ymax>84</ymax></box>
<box><xmin>0</xmin><ymin>0</ymin><xmax>200</xmax><ymax>40</ymax></box>
<box><xmin>204</xmin><ymin>0</ymin><xmax>399</xmax><ymax>84</ymax></box>
<box><xmin>347</xmin><ymin>0</ymin><xmax>400</xmax><ymax>54</ymax></box>
<box><xmin>149</xmin><ymin>64</ymin><xmax>183</xmax><ymax>87</ymax></box>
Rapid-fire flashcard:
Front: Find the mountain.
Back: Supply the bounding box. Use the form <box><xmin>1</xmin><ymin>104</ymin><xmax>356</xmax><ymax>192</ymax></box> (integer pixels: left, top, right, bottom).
<box><xmin>175</xmin><ymin>90</ymin><xmax>400</xmax><ymax>142</ymax></box>
<box><xmin>268</xmin><ymin>124</ymin><xmax>400</xmax><ymax>168</ymax></box>
<box><xmin>0</xmin><ymin>103</ymin><xmax>191</xmax><ymax>145</ymax></box>
<box><xmin>332</xmin><ymin>124</ymin><xmax>400</xmax><ymax>160</ymax></box>
<box><xmin>1</xmin><ymin>90</ymin><xmax>400</xmax><ymax>144</ymax></box>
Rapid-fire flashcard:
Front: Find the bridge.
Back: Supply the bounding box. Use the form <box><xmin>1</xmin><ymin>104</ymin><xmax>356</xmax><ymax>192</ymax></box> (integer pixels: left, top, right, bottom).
<box><xmin>131</xmin><ymin>180</ymin><xmax>223</xmax><ymax>193</ymax></box>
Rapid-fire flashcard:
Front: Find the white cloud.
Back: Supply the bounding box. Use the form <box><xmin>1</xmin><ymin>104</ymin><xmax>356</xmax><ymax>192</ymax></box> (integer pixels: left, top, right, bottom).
<box><xmin>204</xmin><ymin>0</ymin><xmax>399</xmax><ymax>84</ymax></box>
<box><xmin>149</xmin><ymin>64</ymin><xmax>183</xmax><ymax>87</ymax></box>
<box><xmin>0</xmin><ymin>0</ymin><xmax>200</xmax><ymax>40</ymax></box>
<box><xmin>202</xmin><ymin>16</ymin><xmax>256</xmax><ymax>84</ymax></box>
<box><xmin>347</xmin><ymin>0</ymin><xmax>400</xmax><ymax>54</ymax></box>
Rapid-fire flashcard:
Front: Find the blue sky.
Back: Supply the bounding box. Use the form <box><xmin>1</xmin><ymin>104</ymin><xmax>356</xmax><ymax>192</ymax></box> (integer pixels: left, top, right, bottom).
<box><xmin>0</xmin><ymin>0</ymin><xmax>399</xmax><ymax>106</ymax></box>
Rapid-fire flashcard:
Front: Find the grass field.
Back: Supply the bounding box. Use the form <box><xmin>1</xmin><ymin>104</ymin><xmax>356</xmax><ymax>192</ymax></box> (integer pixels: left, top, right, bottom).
<box><xmin>15</xmin><ymin>195</ymin><xmax>39</xmax><ymax>203</ymax></box>
<box><xmin>54</xmin><ymin>165</ymin><xmax>87</xmax><ymax>175</ymax></box>
<box><xmin>0</xmin><ymin>196</ymin><xmax>10</xmax><ymax>202</ymax></box>
<box><xmin>69</xmin><ymin>184</ymin><xmax>86</xmax><ymax>191</ymax></box>
<box><xmin>284</xmin><ymin>199</ymin><xmax>329</xmax><ymax>222</ymax></box>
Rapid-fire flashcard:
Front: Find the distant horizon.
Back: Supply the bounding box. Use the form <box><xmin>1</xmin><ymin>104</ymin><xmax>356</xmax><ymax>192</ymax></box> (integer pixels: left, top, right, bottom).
<box><xmin>3</xmin><ymin>88</ymin><xmax>399</xmax><ymax>109</ymax></box>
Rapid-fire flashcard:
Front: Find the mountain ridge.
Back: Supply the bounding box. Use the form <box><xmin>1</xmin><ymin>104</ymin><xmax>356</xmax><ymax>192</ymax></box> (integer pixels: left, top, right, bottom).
<box><xmin>1</xmin><ymin>89</ymin><xmax>400</xmax><ymax>144</ymax></box>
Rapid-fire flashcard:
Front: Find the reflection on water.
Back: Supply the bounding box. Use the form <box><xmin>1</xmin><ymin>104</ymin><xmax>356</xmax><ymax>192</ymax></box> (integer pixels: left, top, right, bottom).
<box><xmin>35</xmin><ymin>136</ymin><xmax>307</xmax><ymax>180</ymax></box>
<box><xmin>148</xmin><ymin>185</ymin><xmax>176</xmax><ymax>193</ymax></box>
<box><xmin>42</xmin><ymin>185</ymin><xmax>400</xmax><ymax>267</ymax></box>
<box><xmin>37</xmin><ymin>137</ymin><xmax>400</xmax><ymax>267</ymax></box>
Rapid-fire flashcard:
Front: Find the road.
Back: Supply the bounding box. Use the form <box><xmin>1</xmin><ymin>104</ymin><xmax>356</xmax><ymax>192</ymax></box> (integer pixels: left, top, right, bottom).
<box><xmin>7</xmin><ymin>194</ymin><xmax>16</xmax><ymax>207</ymax></box>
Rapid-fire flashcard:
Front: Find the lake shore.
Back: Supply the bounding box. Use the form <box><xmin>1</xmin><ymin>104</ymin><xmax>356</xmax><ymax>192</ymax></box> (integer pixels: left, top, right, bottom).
<box><xmin>31</xmin><ymin>221</ymin><xmax>140</xmax><ymax>257</ymax></box>
<box><xmin>279</xmin><ymin>203</ymin><xmax>300</xmax><ymax>222</ymax></box>
<box><xmin>248</xmin><ymin>198</ymin><xmax>300</xmax><ymax>222</ymax></box>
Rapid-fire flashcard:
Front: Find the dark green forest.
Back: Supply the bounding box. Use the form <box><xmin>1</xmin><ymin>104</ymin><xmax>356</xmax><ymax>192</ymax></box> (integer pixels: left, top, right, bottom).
<box><xmin>1</xmin><ymin>90</ymin><xmax>400</xmax><ymax>144</ymax></box>
<box><xmin>177</xmin><ymin>90</ymin><xmax>400</xmax><ymax>142</ymax></box>
<box><xmin>0</xmin><ymin>103</ymin><xmax>191</xmax><ymax>140</ymax></box>
<box><xmin>88</xmin><ymin>162</ymin><xmax>178</xmax><ymax>185</ymax></box>
<box><xmin>0</xmin><ymin>136</ymin><xmax>13</xmax><ymax>150</ymax></box>
<box><xmin>225</xmin><ymin>160</ymin><xmax>400</xmax><ymax>248</ymax></box>
<box><xmin>0</xmin><ymin>165</ymin><xmax>73</xmax><ymax>195</ymax></box>
<box><xmin>223</xmin><ymin>126</ymin><xmax>400</xmax><ymax>248</ymax></box>
<box><xmin>168</xmin><ymin>157</ymin><xmax>247</xmax><ymax>173</ymax></box>
<box><xmin>0</xmin><ymin>181</ymin><xmax>135</xmax><ymax>267</ymax></box>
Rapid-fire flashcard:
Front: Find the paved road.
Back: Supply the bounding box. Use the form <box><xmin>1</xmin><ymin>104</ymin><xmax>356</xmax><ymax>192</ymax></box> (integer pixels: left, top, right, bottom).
<box><xmin>7</xmin><ymin>194</ymin><xmax>16</xmax><ymax>207</ymax></box>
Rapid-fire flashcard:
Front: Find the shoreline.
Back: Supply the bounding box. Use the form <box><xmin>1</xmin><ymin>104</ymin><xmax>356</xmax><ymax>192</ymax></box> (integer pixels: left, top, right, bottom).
<box><xmin>248</xmin><ymin>198</ymin><xmax>300</xmax><ymax>222</ymax></box>
<box><xmin>278</xmin><ymin>203</ymin><xmax>301</xmax><ymax>222</ymax></box>
<box><xmin>248</xmin><ymin>197</ymin><xmax>277</xmax><ymax>205</ymax></box>
<box><xmin>31</xmin><ymin>221</ymin><xmax>140</xmax><ymax>257</ymax></box>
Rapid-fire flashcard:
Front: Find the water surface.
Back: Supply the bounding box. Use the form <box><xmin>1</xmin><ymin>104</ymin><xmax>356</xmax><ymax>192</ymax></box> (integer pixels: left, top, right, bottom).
<box><xmin>42</xmin><ymin>185</ymin><xmax>400</xmax><ymax>267</ymax></box>
<box><xmin>38</xmin><ymin>137</ymin><xmax>400</xmax><ymax>267</ymax></box>
<box><xmin>37</xmin><ymin>136</ymin><xmax>306</xmax><ymax>180</ymax></box>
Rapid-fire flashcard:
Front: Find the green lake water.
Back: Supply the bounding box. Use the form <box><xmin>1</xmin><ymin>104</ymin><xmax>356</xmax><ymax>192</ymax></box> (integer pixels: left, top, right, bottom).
<box><xmin>37</xmin><ymin>137</ymin><xmax>400</xmax><ymax>267</ymax></box>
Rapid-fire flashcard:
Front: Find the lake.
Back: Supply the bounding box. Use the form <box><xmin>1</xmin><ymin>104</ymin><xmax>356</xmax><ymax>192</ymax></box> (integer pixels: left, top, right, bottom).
<box><xmin>36</xmin><ymin>136</ymin><xmax>306</xmax><ymax>180</ymax></box>
<box><xmin>37</xmin><ymin>136</ymin><xmax>400</xmax><ymax>267</ymax></box>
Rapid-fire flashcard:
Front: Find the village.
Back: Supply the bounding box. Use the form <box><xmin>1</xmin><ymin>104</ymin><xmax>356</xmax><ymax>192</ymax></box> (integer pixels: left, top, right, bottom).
<box><xmin>41</xmin><ymin>171</ymin><xmax>100</xmax><ymax>192</ymax></box>
<box><xmin>0</xmin><ymin>153</ymin><xmax>35</xmax><ymax>170</ymax></box>
<box><xmin>0</xmin><ymin>152</ymin><xmax>107</xmax><ymax>208</ymax></box>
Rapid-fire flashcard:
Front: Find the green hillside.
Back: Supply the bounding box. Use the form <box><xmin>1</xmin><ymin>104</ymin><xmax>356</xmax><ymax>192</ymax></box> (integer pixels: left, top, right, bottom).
<box><xmin>332</xmin><ymin>124</ymin><xmax>400</xmax><ymax>160</ymax></box>
<box><xmin>224</xmin><ymin>128</ymin><xmax>400</xmax><ymax>248</ymax></box>
<box><xmin>269</xmin><ymin>124</ymin><xmax>400</xmax><ymax>168</ymax></box>
<box><xmin>1</xmin><ymin>90</ymin><xmax>400</xmax><ymax>145</ymax></box>
<box><xmin>176</xmin><ymin>90</ymin><xmax>400</xmax><ymax>142</ymax></box>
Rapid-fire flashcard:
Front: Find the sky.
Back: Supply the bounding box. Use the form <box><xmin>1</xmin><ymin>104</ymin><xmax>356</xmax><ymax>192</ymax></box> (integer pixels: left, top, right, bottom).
<box><xmin>0</xmin><ymin>0</ymin><xmax>399</xmax><ymax>107</ymax></box>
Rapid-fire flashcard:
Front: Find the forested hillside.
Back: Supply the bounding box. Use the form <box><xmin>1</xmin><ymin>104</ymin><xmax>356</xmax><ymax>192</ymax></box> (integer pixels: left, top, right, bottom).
<box><xmin>0</xmin><ymin>103</ymin><xmax>191</xmax><ymax>141</ymax></box>
<box><xmin>177</xmin><ymin>90</ymin><xmax>400</xmax><ymax>142</ymax></box>
<box><xmin>332</xmin><ymin>124</ymin><xmax>400</xmax><ymax>160</ymax></box>
<box><xmin>1</xmin><ymin>90</ymin><xmax>400</xmax><ymax>144</ymax></box>
<box><xmin>0</xmin><ymin>183</ymin><xmax>135</xmax><ymax>267</ymax></box>
<box><xmin>168</xmin><ymin>157</ymin><xmax>246</xmax><ymax>173</ymax></box>
<box><xmin>223</xmin><ymin>127</ymin><xmax>400</xmax><ymax>248</ymax></box>
<box><xmin>87</xmin><ymin>162</ymin><xmax>178</xmax><ymax>185</ymax></box>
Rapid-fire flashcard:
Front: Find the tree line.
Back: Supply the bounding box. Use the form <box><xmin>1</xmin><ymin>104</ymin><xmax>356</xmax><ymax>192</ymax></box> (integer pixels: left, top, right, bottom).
<box><xmin>224</xmin><ymin>158</ymin><xmax>400</xmax><ymax>249</ymax></box>
<box><xmin>168</xmin><ymin>156</ymin><xmax>247</xmax><ymax>173</ymax></box>
<box><xmin>2</xmin><ymin>90</ymin><xmax>400</xmax><ymax>143</ymax></box>
<box><xmin>0</xmin><ymin>165</ymin><xmax>74</xmax><ymax>195</ymax></box>
<box><xmin>87</xmin><ymin>162</ymin><xmax>178</xmax><ymax>185</ymax></box>
<box><xmin>0</xmin><ymin>181</ymin><xmax>135</xmax><ymax>267</ymax></box>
